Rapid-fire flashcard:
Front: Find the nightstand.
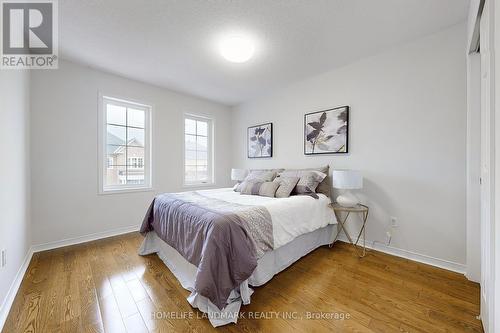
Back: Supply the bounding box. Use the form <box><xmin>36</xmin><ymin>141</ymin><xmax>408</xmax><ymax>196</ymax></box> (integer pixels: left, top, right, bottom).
<box><xmin>329</xmin><ymin>202</ymin><xmax>369</xmax><ymax>258</ymax></box>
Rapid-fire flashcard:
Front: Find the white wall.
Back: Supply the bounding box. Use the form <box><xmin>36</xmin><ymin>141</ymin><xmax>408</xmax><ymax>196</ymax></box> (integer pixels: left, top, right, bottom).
<box><xmin>0</xmin><ymin>71</ymin><xmax>31</xmax><ymax>323</ymax></box>
<box><xmin>30</xmin><ymin>60</ymin><xmax>232</xmax><ymax>246</ymax></box>
<box><xmin>231</xmin><ymin>24</ymin><xmax>467</xmax><ymax>266</ymax></box>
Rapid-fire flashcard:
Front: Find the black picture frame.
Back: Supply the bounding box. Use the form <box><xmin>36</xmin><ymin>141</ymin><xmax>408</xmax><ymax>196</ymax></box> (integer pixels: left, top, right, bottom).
<box><xmin>247</xmin><ymin>122</ymin><xmax>273</xmax><ymax>158</ymax></box>
<box><xmin>304</xmin><ymin>106</ymin><xmax>349</xmax><ymax>155</ymax></box>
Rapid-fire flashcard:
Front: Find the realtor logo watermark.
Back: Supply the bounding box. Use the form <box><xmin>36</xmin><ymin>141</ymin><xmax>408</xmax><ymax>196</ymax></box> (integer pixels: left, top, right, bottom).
<box><xmin>1</xmin><ymin>0</ymin><xmax>58</xmax><ymax>69</ymax></box>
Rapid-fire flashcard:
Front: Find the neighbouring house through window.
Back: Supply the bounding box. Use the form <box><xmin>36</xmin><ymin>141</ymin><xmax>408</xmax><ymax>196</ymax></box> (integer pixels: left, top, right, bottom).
<box><xmin>100</xmin><ymin>95</ymin><xmax>152</xmax><ymax>193</ymax></box>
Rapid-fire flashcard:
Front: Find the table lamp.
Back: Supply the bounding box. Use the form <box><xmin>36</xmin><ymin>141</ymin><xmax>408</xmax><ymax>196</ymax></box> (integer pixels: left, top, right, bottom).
<box><xmin>332</xmin><ymin>169</ymin><xmax>363</xmax><ymax>207</ymax></box>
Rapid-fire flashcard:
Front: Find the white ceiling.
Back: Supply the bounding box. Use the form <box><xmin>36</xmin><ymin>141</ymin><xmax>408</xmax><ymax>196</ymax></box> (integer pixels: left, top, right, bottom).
<box><xmin>59</xmin><ymin>0</ymin><xmax>469</xmax><ymax>106</ymax></box>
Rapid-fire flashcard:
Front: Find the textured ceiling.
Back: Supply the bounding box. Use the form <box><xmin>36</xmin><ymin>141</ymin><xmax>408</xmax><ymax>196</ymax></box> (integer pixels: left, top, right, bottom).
<box><xmin>59</xmin><ymin>0</ymin><xmax>469</xmax><ymax>106</ymax></box>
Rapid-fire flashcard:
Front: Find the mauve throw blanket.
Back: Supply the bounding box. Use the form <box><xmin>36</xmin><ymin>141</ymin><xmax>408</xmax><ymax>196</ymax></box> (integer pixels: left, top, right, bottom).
<box><xmin>140</xmin><ymin>191</ymin><xmax>273</xmax><ymax>310</ymax></box>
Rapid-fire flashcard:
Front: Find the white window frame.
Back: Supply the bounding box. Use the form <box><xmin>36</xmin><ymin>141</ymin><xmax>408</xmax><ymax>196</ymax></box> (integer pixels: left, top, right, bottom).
<box><xmin>183</xmin><ymin>114</ymin><xmax>215</xmax><ymax>187</ymax></box>
<box><xmin>98</xmin><ymin>94</ymin><xmax>153</xmax><ymax>194</ymax></box>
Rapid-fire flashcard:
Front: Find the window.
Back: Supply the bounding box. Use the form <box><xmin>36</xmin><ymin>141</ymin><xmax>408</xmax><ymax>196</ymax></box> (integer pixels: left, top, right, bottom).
<box><xmin>184</xmin><ymin>115</ymin><xmax>213</xmax><ymax>185</ymax></box>
<box><xmin>99</xmin><ymin>95</ymin><xmax>152</xmax><ymax>193</ymax></box>
<box><xmin>127</xmin><ymin>157</ymin><xmax>144</xmax><ymax>169</ymax></box>
<box><xmin>107</xmin><ymin>157</ymin><xmax>114</xmax><ymax>169</ymax></box>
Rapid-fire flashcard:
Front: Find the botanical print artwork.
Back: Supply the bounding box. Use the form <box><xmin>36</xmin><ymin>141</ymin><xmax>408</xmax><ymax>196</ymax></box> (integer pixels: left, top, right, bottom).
<box><xmin>304</xmin><ymin>106</ymin><xmax>349</xmax><ymax>154</ymax></box>
<box><xmin>248</xmin><ymin>123</ymin><xmax>273</xmax><ymax>158</ymax></box>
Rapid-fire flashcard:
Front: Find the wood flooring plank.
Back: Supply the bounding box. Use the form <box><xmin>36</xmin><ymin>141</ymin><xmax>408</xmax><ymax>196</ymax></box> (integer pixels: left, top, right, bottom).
<box><xmin>126</xmin><ymin>278</ymin><xmax>149</xmax><ymax>303</ymax></box>
<box><xmin>98</xmin><ymin>293</ymin><xmax>127</xmax><ymax>333</ymax></box>
<box><xmin>76</xmin><ymin>244</ymin><xmax>104</xmax><ymax>328</ymax></box>
<box><xmin>2</xmin><ymin>233</ymin><xmax>483</xmax><ymax>333</ymax></box>
<box><xmin>123</xmin><ymin>312</ymin><xmax>149</xmax><ymax>333</ymax></box>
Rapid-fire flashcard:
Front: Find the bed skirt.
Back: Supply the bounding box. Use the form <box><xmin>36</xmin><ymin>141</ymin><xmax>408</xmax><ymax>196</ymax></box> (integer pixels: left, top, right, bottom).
<box><xmin>138</xmin><ymin>224</ymin><xmax>336</xmax><ymax>327</ymax></box>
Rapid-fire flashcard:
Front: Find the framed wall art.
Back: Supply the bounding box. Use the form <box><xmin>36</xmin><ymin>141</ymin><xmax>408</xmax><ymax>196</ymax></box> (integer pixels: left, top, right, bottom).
<box><xmin>248</xmin><ymin>123</ymin><xmax>273</xmax><ymax>158</ymax></box>
<box><xmin>304</xmin><ymin>106</ymin><xmax>349</xmax><ymax>155</ymax></box>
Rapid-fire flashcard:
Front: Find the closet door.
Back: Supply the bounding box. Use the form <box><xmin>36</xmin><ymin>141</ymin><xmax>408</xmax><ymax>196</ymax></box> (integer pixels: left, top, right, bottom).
<box><xmin>479</xmin><ymin>0</ymin><xmax>494</xmax><ymax>331</ymax></box>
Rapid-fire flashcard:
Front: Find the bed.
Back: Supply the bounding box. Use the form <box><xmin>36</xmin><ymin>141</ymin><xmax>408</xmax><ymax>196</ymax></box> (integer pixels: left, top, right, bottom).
<box><xmin>138</xmin><ymin>187</ymin><xmax>337</xmax><ymax>327</ymax></box>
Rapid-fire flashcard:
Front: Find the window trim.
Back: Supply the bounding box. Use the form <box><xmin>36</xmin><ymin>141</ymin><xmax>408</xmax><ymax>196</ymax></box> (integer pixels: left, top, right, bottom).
<box><xmin>98</xmin><ymin>93</ymin><xmax>153</xmax><ymax>194</ymax></box>
<box><xmin>183</xmin><ymin>113</ymin><xmax>215</xmax><ymax>187</ymax></box>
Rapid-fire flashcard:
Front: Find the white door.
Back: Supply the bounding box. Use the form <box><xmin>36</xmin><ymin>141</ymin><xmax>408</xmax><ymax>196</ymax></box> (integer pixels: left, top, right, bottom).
<box><xmin>480</xmin><ymin>0</ymin><xmax>494</xmax><ymax>331</ymax></box>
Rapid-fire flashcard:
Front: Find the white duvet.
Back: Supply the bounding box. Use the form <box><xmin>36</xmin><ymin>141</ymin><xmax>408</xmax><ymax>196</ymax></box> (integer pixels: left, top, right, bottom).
<box><xmin>197</xmin><ymin>188</ymin><xmax>337</xmax><ymax>249</ymax></box>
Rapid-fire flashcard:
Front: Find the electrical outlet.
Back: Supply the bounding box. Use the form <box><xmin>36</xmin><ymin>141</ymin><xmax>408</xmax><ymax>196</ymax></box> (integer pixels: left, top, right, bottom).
<box><xmin>390</xmin><ymin>216</ymin><xmax>399</xmax><ymax>227</ymax></box>
<box><xmin>1</xmin><ymin>249</ymin><xmax>5</xmax><ymax>268</ymax></box>
<box><xmin>385</xmin><ymin>231</ymin><xmax>392</xmax><ymax>246</ymax></box>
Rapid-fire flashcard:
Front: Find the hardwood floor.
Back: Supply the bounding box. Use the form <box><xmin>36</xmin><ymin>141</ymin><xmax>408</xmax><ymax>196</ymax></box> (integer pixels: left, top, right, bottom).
<box><xmin>2</xmin><ymin>232</ymin><xmax>482</xmax><ymax>333</ymax></box>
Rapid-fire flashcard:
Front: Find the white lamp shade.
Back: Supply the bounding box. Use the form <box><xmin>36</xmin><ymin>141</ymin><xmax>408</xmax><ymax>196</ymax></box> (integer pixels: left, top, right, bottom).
<box><xmin>231</xmin><ymin>168</ymin><xmax>248</xmax><ymax>181</ymax></box>
<box><xmin>332</xmin><ymin>170</ymin><xmax>363</xmax><ymax>189</ymax></box>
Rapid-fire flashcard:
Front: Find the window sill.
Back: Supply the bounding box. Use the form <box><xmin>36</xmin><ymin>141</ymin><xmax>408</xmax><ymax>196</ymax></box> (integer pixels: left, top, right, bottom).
<box><xmin>99</xmin><ymin>186</ymin><xmax>154</xmax><ymax>195</ymax></box>
<box><xmin>182</xmin><ymin>182</ymin><xmax>216</xmax><ymax>189</ymax></box>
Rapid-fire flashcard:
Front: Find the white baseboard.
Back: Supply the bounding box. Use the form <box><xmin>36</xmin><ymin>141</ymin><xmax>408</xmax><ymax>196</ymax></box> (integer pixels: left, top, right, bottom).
<box><xmin>0</xmin><ymin>247</ymin><xmax>34</xmax><ymax>332</ymax></box>
<box><xmin>465</xmin><ymin>271</ymin><xmax>481</xmax><ymax>283</ymax></box>
<box><xmin>336</xmin><ymin>235</ymin><xmax>466</xmax><ymax>274</ymax></box>
<box><xmin>31</xmin><ymin>225</ymin><xmax>141</xmax><ymax>253</ymax></box>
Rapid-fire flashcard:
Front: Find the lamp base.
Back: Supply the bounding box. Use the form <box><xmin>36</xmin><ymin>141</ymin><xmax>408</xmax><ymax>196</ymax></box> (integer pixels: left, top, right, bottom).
<box><xmin>336</xmin><ymin>192</ymin><xmax>359</xmax><ymax>207</ymax></box>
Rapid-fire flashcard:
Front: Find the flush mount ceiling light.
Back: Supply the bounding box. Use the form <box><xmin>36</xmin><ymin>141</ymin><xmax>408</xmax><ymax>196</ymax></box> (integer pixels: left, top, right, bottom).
<box><xmin>219</xmin><ymin>35</ymin><xmax>255</xmax><ymax>63</ymax></box>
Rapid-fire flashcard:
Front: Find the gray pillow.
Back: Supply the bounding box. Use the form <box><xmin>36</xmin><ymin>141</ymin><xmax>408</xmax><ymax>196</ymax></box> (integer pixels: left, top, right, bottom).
<box><xmin>246</xmin><ymin>170</ymin><xmax>277</xmax><ymax>182</ymax></box>
<box><xmin>235</xmin><ymin>170</ymin><xmax>277</xmax><ymax>192</ymax></box>
<box><xmin>273</xmin><ymin>176</ymin><xmax>300</xmax><ymax>198</ymax></box>
<box><xmin>239</xmin><ymin>181</ymin><xmax>260</xmax><ymax>195</ymax></box>
<box><xmin>314</xmin><ymin>165</ymin><xmax>331</xmax><ymax>198</ymax></box>
<box><xmin>239</xmin><ymin>181</ymin><xmax>280</xmax><ymax>197</ymax></box>
<box><xmin>258</xmin><ymin>181</ymin><xmax>280</xmax><ymax>197</ymax></box>
<box><xmin>278</xmin><ymin>170</ymin><xmax>326</xmax><ymax>195</ymax></box>
<box><xmin>249</xmin><ymin>168</ymin><xmax>285</xmax><ymax>174</ymax></box>
<box><xmin>279</xmin><ymin>166</ymin><xmax>330</xmax><ymax>196</ymax></box>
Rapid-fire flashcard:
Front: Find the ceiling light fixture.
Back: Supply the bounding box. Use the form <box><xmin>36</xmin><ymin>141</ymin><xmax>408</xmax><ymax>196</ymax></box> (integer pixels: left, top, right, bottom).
<box><xmin>219</xmin><ymin>35</ymin><xmax>255</xmax><ymax>63</ymax></box>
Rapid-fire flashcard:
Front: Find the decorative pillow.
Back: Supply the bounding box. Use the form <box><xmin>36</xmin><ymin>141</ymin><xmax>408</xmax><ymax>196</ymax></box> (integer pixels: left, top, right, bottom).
<box><xmin>246</xmin><ymin>170</ymin><xmax>277</xmax><ymax>182</ymax></box>
<box><xmin>296</xmin><ymin>190</ymin><xmax>319</xmax><ymax>199</ymax></box>
<box><xmin>239</xmin><ymin>181</ymin><xmax>280</xmax><ymax>197</ymax></box>
<box><xmin>314</xmin><ymin>165</ymin><xmax>331</xmax><ymax>198</ymax></box>
<box><xmin>235</xmin><ymin>170</ymin><xmax>277</xmax><ymax>192</ymax></box>
<box><xmin>279</xmin><ymin>166</ymin><xmax>330</xmax><ymax>196</ymax></box>
<box><xmin>239</xmin><ymin>181</ymin><xmax>260</xmax><ymax>195</ymax></box>
<box><xmin>277</xmin><ymin>170</ymin><xmax>326</xmax><ymax>195</ymax></box>
<box><xmin>258</xmin><ymin>181</ymin><xmax>280</xmax><ymax>197</ymax></box>
<box><xmin>273</xmin><ymin>176</ymin><xmax>300</xmax><ymax>198</ymax></box>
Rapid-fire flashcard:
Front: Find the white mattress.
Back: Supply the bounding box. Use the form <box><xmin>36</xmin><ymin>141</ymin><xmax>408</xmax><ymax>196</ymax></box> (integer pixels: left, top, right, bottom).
<box><xmin>196</xmin><ymin>188</ymin><xmax>337</xmax><ymax>248</ymax></box>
